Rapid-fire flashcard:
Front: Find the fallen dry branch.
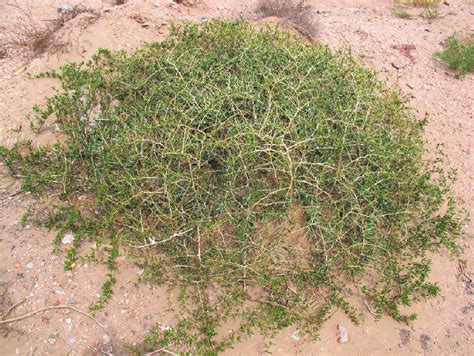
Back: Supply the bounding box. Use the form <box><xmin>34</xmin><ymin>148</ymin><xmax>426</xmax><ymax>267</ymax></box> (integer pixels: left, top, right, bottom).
<box><xmin>0</xmin><ymin>304</ymin><xmax>106</xmax><ymax>330</ymax></box>
<box><xmin>0</xmin><ymin>1</ymin><xmax>100</xmax><ymax>58</ymax></box>
<box><xmin>0</xmin><ymin>298</ymin><xmax>25</xmax><ymax>319</ymax></box>
<box><xmin>459</xmin><ymin>261</ymin><xmax>472</xmax><ymax>283</ymax></box>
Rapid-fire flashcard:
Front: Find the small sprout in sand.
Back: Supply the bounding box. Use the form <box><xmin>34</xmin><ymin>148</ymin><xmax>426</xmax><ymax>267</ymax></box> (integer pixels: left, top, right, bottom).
<box><xmin>436</xmin><ymin>34</ymin><xmax>474</xmax><ymax>77</ymax></box>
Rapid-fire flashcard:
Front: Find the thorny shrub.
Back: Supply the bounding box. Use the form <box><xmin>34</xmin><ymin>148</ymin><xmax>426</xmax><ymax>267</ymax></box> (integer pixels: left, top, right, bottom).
<box><xmin>0</xmin><ymin>21</ymin><xmax>466</xmax><ymax>353</ymax></box>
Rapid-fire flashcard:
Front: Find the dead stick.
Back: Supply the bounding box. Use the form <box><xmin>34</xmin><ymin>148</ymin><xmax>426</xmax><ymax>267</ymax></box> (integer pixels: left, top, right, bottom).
<box><xmin>0</xmin><ymin>188</ymin><xmax>21</xmax><ymax>201</ymax></box>
<box><xmin>364</xmin><ymin>300</ymin><xmax>378</xmax><ymax>317</ymax></box>
<box><xmin>129</xmin><ymin>228</ymin><xmax>192</xmax><ymax>249</ymax></box>
<box><xmin>145</xmin><ymin>343</ymin><xmax>177</xmax><ymax>356</ymax></box>
<box><xmin>459</xmin><ymin>261</ymin><xmax>472</xmax><ymax>283</ymax></box>
<box><xmin>0</xmin><ymin>305</ymin><xmax>106</xmax><ymax>330</ymax></box>
<box><xmin>1</xmin><ymin>298</ymin><xmax>26</xmax><ymax>319</ymax></box>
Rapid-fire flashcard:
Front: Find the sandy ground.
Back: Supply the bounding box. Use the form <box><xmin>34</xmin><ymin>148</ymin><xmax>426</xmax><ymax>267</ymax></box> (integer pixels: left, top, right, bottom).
<box><xmin>0</xmin><ymin>0</ymin><xmax>473</xmax><ymax>355</ymax></box>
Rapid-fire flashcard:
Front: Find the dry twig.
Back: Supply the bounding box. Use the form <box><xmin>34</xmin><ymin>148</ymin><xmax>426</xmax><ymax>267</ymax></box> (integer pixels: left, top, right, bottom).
<box><xmin>0</xmin><ymin>304</ymin><xmax>106</xmax><ymax>330</ymax></box>
<box><xmin>0</xmin><ymin>1</ymin><xmax>100</xmax><ymax>58</ymax></box>
<box><xmin>1</xmin><ymin>298</ymin><xmax>26</xmax><ymax>319</ymax></box>
<box><xmin>459</xmin><ymin>261</ymin><xmax>472</xmax><ymax>283</ymax></box>
<box><xmin>364</xmin><ymin>300</ymin><xmax>378</xmax><ymax>317</ymax></box>
<box><xmin>145</xmin><ymin>343</ymin><xmax>177</xmax><ymax>355</ymax></box>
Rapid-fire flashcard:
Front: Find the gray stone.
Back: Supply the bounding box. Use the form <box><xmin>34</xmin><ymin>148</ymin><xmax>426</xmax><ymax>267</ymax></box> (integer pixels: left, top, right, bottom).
<box><xmin>400</xmin><ymin>329</ymin><xmax>411</xmax><ymax>346</ymax></box>
<box><xmin>420</xmin><ymin>334</ymin><xmax>431</xmax><ymax>350</ymax></box>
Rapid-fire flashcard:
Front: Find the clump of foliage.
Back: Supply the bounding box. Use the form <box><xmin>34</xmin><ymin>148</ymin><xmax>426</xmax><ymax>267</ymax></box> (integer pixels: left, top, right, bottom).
<box><xmin>0</xmin><ymin>21</ymin><xmax>465</xmax><ymax>353</ymax></box>
<box><xmin>394</xmin><ymin>10</ymin><xmax>412</xmax><ymax>19</ymax></box>
<box><xmin>436</xmin><ymin>34</ymin><xmax>474</xmax><ymax>77</ymax></box>
<box><xmin>420</xmin><ymin>6</ymin><xmax>439</xmax><ymax>20</ymax></box>
<box><xmin>395</xmin><ymin>0</ymin><xmax>440</xmax><ymax>19</ymax></box>
<box><xmin>395</xmin><ymin>0</ymin><xmax>440</xmax><ymax>7</ymax></box>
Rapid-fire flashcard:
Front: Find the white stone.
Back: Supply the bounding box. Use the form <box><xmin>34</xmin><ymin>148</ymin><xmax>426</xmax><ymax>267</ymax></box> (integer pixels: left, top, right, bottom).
<box><xmin>291</xmin><ymin>330</ymin><xmax>301</xmax><ymax>342</ymax></box>
<box><xmin>57</xmin><ymin>4</ymin><xmax>73</xmax><ymax>14</ymax></box>
<box><xmin>337</xmin><ymin>324</ymin><xmax>349</xmax><ymax>343</ymax></box>
<box><xmin>62</xmin><ymin>234</ymin><xmax>74</xmax><ymax>245</ymax></box>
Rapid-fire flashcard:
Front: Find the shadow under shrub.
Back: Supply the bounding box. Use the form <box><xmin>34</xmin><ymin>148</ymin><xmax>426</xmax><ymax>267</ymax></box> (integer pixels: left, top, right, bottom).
<box><xmin>0</xmin><ymin>21</ymin><xmax>465</xmax><ymax>353</ymax></box>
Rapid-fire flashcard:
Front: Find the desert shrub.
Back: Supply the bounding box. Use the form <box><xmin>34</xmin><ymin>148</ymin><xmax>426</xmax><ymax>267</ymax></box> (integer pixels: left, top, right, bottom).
<box><xmin>173</xmin><ymin>0</ymin><xmax>200</xmax><ymax>5</ymax></box>
<box><xmin>420</xmin><ymin>6</ymin><xmax>440</xmax><ymax>19</ymax></box>
<box><xmin>395</xmin><ymin>0</ymin><xmax>440</xmax><ymax>7</ymax></box>
<box><xmin>0</xmin><ymin>21</ymin><xmax>465</xmax><ymax>353</ymax></box>
<box><xmin>436</xmin><ymin>34</ymin><xmax>474</xmax><ymax>77</ymax></box>
<box><xmin>256</xmin><ymin>0</ymin><xmax>317</xmax><ymax>39</ymax></box>
<box><xmin>394</xmin><ymin>0</ymin><xmax>440</xmax><ymax>19</ymax></box>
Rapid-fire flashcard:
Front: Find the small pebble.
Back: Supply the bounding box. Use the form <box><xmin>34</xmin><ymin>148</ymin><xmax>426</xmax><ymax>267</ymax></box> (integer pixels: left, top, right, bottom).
<box><xmin>337</xmin><ymin>324</ymin><xmax>349</xmax><ymax>343</ymax></box>
<box><xmin>103</xmin><ymin>334</ymin><xmax>111</xmax><ymax>344</ymax></box>
<box><xmin>291</xmin><ymin>330</ymin><xmax>301</xmax><ymax>342</ymax></box>
<box><xmin>159</xmin><ymin>324</ymin><xmax>172</xmax><ymax>332</ymax></box>
<box><xmin>62</xmin><ymin>234</ymin><xmax>74</xmax><ymax>245</ymax></box>
<box><xmin>26</xmin><ymin>262</ymin><xmax>34</xmax><ymax>270</ymax></box>
<box><xmin>57</xmin><ymin>4</ymin><xmax>73</xmax><ymax>14</ymax></box>
<box><xmin>68</xmin><ymin>298</ymin><xmax>77</xmax><ymax>305</ymax></box>
<box><xmin>67</xmin><ymin>336</ymin><xmax>77</xmax><ymax>345</ymax></box>
<box><xmin>65</xmin><ymin>318</ymin><xmax>72</xmax><ymax>325</ymax></box>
